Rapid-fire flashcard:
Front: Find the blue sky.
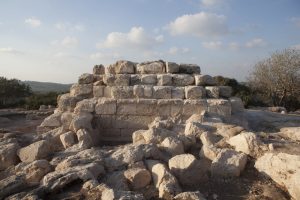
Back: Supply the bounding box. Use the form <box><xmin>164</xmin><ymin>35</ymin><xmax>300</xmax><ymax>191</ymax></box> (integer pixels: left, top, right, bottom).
<box><xmin>0</xmin><ymin>0</ymin><xmax>299</xmax><ymax>83</ymax></box>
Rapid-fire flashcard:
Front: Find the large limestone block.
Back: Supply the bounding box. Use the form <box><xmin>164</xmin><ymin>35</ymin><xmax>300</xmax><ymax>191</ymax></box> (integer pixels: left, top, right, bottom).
<box><xmin>117</xmin><ymin>99</ymin><xmax>137</xmax><ymax>115</ymax></box>
<box><xmin>136</xmin><ymin>99</ymin><xmax>157</xmax><ymax>115</ymax></box>
<box><xmin>179</xmin><ymin>64</ymin><xmax>201</xmax><ymax>74</ymax></box>
<box><xmin>183</xmin><ymin>100</ymin><xmax>208</xmax><ymax>116</ymax></box>
<box><xmin>60</xmin><ymin>131</ymin><xmax>76</xmax><ymax>149</ymax></box>
<box><xmin>93</xmin><ymin>64</ymin><xmax>105</xmax><ymax>74</ymax></box>
<box><xmin>76</xmin><ymin>129</ymin><xmax>94</xmax><ymax>149</ymax></box>
<box><xmin>57</xmin><ymin>93</ymin><xmax>82</xmax><ymax>112</ymax></box>
<box><xmin>200</xmin><ymin>145</ymin><xmax>221</xmax><ymax>161</ymax></box>
<box><xmin>69</xmin><ymin>112</ymin><xmax>93</xmax><ymax>132</ymax></box>
<box><xmin>171</xmin><ymin>87</ymin><xmax>185</xmax><ymax>99</ymax></box>
<box><xmin>141</xmin><ymin>74</ymin><xmax>157</xmax><ymax>85</ymax></box>
<box><xmin>133</xmin><ymin>85</ymin><xmax>153</xmax><ymax>98</ymax></box>
<box><xmin>0</xmin><ymin>142</ymin><xmax>20</xmax><ymax>170</ymax></box>
<box><xmin>211</xmin><ymin>149</ymin><xmax>247</xmax><ymax>177</ymax></box>
<box><xmin>185</xmin><ymin>122</ymin><xmax>211</xmax><ymax>137</ymax></box>
<box><xmin>78</xmin><ymin>73</ymin><xmax>94</xmax><ymax>84</ymax></box>
<box><xmin>103</xmin><ymin>74</ymin><xmax>130</xmax><ymax>86</ymax></box>
<box><xmin>124</xmin><ymin>167</ymin><xmax>152</xmax><ymax>190</ymax></box>
<box><xmin>169</xmin><ymin>154</ymin><xmax>208</xmax><ymax>186</ymax></box>
<box><xmin>0</xmin><ymin>175</ymin><xmax>27</xmax><ymax>199</ymax></box>
<box><xmin>111</xmin><ymin>86</ymin><xmax>134</xmax><ymax>99</ymax></box>
<box><xmin>61</xmin><ymin>111</ymin><xmax>74</xmax><ymax>130</ymax></box>
<box><xmin>18</xmin><ymin>140</ymin><xmax>51</xmax><ymax>162</ymax></box>
<box><xmin>70</xmin><ymin>83</ymin><xmax>93</xmax><ymax>97</ymax></box>
<box><xmin>153</xmin><ymin>86</ymin><xmax>172</xmax><ymax>99</ymax></box>
<box><xmin>172</xmin><ymin>74</ymin><xmax>195</xmax><ymax>86</ymax></box>
<box><xmin>15</xmin><ymin>159</ymin><xmax>52</xmax><ymax>186</ymax></box>
<box><xmin>74</xmin><ymin>99</ymin><xmax>96</xmax><ymax>114</ymax></box>
<box><xmin>279</xmin><ymin>127</ymin><xmax>300</xmax><ymax>142</ymax></box>
<box><xmin>40</xmin><ymin>112</ymin><xmax>62</xmax><ymax>127</ymax></box>
<box><xmin>93</xmin><ymin>85</ymin><xmax>105</xmax><ymax>97</ymax></box>
<box><xmin>137</xmin><ymin>61</ymin><xmax>165</xmax><ymax>74</ymax></box>
<box><xmin>109</xmin><ymin>60</ymin><xmax>136</xmax><ymax>74</ymax></box>
<box><xmin>166</xmin><ymin>62</ymin><xmax>179</xmax><ymax>73</ymax></box>
<box><xmin>141</xmin><ymin>128</ymin><xmax>175</xmax><ymax>144</ymax></box>
<box><xmin>146</xmin><ymin>160</ymin><xmax>182</xmax><ymax>199</ymax></box>
<box><xmin>255</xmin><ymin>153</ymin><xmax>300</xmax><ymax>200</ymax></box>
<box><xmin>227</xmin><ymin>132</ymin><xmax>263</xmax><ymax>157</ymax></box>
<box><xmin>206</xmin><ymin>86</ymin><xmax>232</xmax><ymax>98</ymax></box>
<box><xmin>160</xmin><ymin>136</ymin><xmax>185</xmax><ymax>156</ymax></box>
<box><xmin>207</xmin><ymin>99</ymin><xmax>231</xmax><ymax>118</ymax></box>
<box><xmin>174</xmin><ymin>191</ymin><xmax>207</xmax><ymax>200</ymax></box>
<box><xmin>95</xmin><ymin>98</ymin><xmax>117</xmax><ymax>115</ymax></box>
<box><xmin>195</xmin><ymin>75</ymin><xmax>216</xmax><ymax>86</ymax></box>
<box><xmin>157</xmin><ymin>74</ymin><xmax>173</xmax><ymax>86</ymax></box>
<box><xmin>229</xmin><ymin>97</ymin><xmax>244</xmax><ymax>113</ymax></box>
<box><xmin>185</xmin><ymin>86</ymin><xmax>206</xmax><ymax>99</ymax></box>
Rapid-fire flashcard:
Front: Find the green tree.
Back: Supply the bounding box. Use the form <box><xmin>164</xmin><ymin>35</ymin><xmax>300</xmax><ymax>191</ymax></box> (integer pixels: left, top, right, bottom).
<box><xmin>0</xmin><ymin>77</ymin><xmax>32</xmax><ymax>108</ymax></box>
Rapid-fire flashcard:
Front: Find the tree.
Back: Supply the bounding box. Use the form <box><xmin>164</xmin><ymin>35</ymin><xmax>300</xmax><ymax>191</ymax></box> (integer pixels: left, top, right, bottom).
<box><xmin>0</xmin><ymin>77</ymin><xmax>32</xmax><ymax>108</ymax></box>
<box><xmin>248</xmin><ymin>49</ymin><xmax>300</xmax><ymax>110</ymax></box>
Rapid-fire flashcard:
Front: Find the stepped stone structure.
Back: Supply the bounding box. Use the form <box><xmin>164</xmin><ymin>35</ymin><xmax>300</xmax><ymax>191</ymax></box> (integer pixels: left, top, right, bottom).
<box><xmin>38</xmin><ymin>60</ymin><xmax>237</xmax><ymax>144</ymax></box>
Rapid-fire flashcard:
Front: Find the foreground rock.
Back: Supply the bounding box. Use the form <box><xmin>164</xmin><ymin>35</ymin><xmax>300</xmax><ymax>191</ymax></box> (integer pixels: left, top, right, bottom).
<box><xmin>255</xmin><ymin>152</ymin><xmax>300</xmax><ymax>200</ymax></box>
<box><xmin>279</xmin><ymin>127</ymin><xmax>300</xmax><ymax>142</ymax></box>
<box><xmin>0</xmin><ymin>142</ymin><xmax>20</xmax><ymax>170</ymax></box>
<box><xmin>17</xmin><ymin>140</ymin><xmax>51</xmax><ymax>162</ymax></box>
<box><xmin>174</xmin><ymin>191</ymin><xmax>207</xmax><ymax>200</ymax></box>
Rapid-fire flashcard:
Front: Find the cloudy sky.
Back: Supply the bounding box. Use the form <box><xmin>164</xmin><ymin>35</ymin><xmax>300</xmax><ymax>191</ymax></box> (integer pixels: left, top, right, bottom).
<box><xmin>0</xmin><ymin>0</ymin><xmax>299</xmax><ymax>83</ymax></box>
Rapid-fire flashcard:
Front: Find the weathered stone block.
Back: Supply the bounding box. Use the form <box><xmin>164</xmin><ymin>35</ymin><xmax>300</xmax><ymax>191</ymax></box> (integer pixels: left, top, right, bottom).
<box><xmin>157</xmin><ymin>74</ymin><xmax>172</xmax><ymax>86</ymax></box>
<box><xmin>18</xmin><ymin>140</ymin><xmax>51</xmax><ymax>162</ymax></box>
<box><xmin>171</xmin><ymin>100</ymin><xmax>184</xmax><ymax>116</ymax></box>
<box><xmin>141</xmin><ymin>75</ymin><xmax>157</xmax><ymax>85</ymax></box>
<box><xmin>136</xmin><ymin>99</ymin><xmax>157</xmax><ymax>115</ymax></box>
<box><xmin>206</xmin><ymin>86</ymin><xmax>232</xmax><ymax>98</ymax></box>
<box><xmin>93</xmin><ymin>85</ymin><xmax>105</xmax><ymax>97</ymax></box>
<box><xmin>117</xmin><ymin>99</ymin><xmax>137</xmax><ymax>115</ymax></box>
<box><xmin>58</xmin><ymin>93</ymin><xmax>82</xmax><ymax>112</ymax></box>
<box><xmin>183</xmin><ymin>100</ymin><xmax>208</xmax><ymax>116</ymax></box>
<box><xmin>94</xmin><ymin>115</ymin><xmax>113</xmax><ymax>129</ymax></box>
<box><xmin>78</xmin><ymin>73</ymin><xmax>94</xmax><ymax>84</ymax></box>
<box><xmin>195</xmin><ymin>75</ymin><xmax>216</xmax><ymax>86</ymax></box>
<box><xmin>136</xmin><ymin>61</ymin><xmax>165</xmax><ymax>74</ymax></box>
<box><xmin>95</xmin><ymin>98</ymin><xmax>117</xmax><ymax>115</ymax></box>
<box><xmin>207</xmin><ymin>99</ymin><xmax>231</xmax><ymax>118</ymax></box>
<box><xmin>172</xmin><ymin>74</ymin><xmax>195</xmax><ymax>86</ymax></box>
<box><xmin>0</xmin><ymin>143</ymin><xmax>20</xmax><ymax>170</ymax></box>
<box><xmin>133</xmin><ymin>85</ymin><xmax>153</xmax><ymax>98</ymax></box>
<box><xmin>179</xmin><ymin>64</ymin><xmax>201</xmax><ymax>74</ymax></box>
<box><xmin>76</xmin><ymin>129</ymin><xmax>94</xmax><ymax>149</ymax></box>
<box><xmin>103</xmin><ymin>74</ymin><xmax>130</xmax><ymax>86</ymax></box>
<box><xmin>74</xmin><ymin>99</ymin><xmax>96</xmax><ymax>114</ymax></box>
<box><xmin>70</xmin><ymin>83</ymin><xmax>93</xmax><ymax>98</ymax></box>
<box><xmin>60</xmin><ymin>131</ymin><xmax>76</xmax><ymax>149</ymax></box>
<box><xmin>104</xmin><ymin>86</ymin><xmax>112</xmax><ymax>98</ymax></box>
<box><xmin>157</xmin><ymin>100</ymin><xmax>171</xmax><ymax>116</ymax></box>
<box><xmin>171</xmin><ymin>87</ymin><xmax>185</xmax><ymax>99</ymax></box>
<box><xmin>166</xmin><ymin>62</ymin><xmax>179</xmax><ymax>73</ymax></box>
<box><xmin>69</xmin><ymin>112</ymin><xmax>93</xmax><ymax>132</ymax></box>
<box><xmin>185</xmin><ymin>86</ymin><xmax>206</xmax><ymax>99</ymax></box>
<box><xmin>219</xmin><ymin>86</ymin><xmax>232</xmax><ymax>98</ymax></box>
<box><xmin>230</xmin><ymin>97</ymin><xmax>244</xmax><ymax>113</ymax></box>
<box><xmin>111</xmin><ymin>86</ymin><xmax>133</xmax><ymax>99</ymax></box>
<box><xmin>112</xmin><ymin>60</ymin><xmax>136</xmax><ymax>74</ymax></box>
<box><xmin>153</xmin><ymin>86</ymin><xmax>172</xmax><ymax>99</ymax></box>
<box><xmin>130</xmin><ymin>74</ymin><xmax>141</xmax><ymax>85</ymax></box>
<box><xmin>111</xmin><ymin>115</ymin><xmax>128</xmax><ymax>129</ymax></box>
<box><xmin>93</xmin><ymin>64</ymin><xmax>105</xmax><ymax>74</ymax></box>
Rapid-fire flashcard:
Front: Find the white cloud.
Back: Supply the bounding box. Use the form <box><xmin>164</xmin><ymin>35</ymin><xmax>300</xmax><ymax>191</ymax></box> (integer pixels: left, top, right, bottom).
<box><xmin>0</xmin><ymin>47</ymin><xmax>23</xmax><ymax>55</ymax></box>
<box><xmin>25</xmin><ymin>17</ymin><xmax>41</xmax><ymax>27</ymax></box>
<box><xmin>97</xmin><ymin>26</ymin><xmax>164</xmax><ymax>50</ymax></box>
<box><xmin>55</xmin><ymin>22</ymin><xmax>85</xmax><ymax>32</ymax></box>
<box><xmin>245</xmin><ymin>38</ymin><xmax>266</xmax><ymax>48</ymax></box>
<box><xmin>167</xmin><ymin>12</ymin><xmax>228</xmax><ymax>38</ymax></box>
<box><xmin>290</xmin><ymin>17</ymin><xmax>300</xmax><ymax>28</ymax></box>
<box><xmin>228</xmin><ymin>42</ymin><xmax>240</xmax><ymax>50</ymax></box>
<box><xmin>90</xmin><ymin>52</ymin><xmax>120</xmax><ymax>60</ymax></box>
<box><xmin>51</xmin><ymin>36</ymin><xmax>79</xmax><ymax>48</ymax></box>
<box><xmin>202</xmin><ymin>41</ymin><xmax>223</xmax><ymax>49</ymax></box>
<box><xmin>201</xmin><ymin>0</ymin><xmax>223</xmax><ymax>7</ymax></box>
<box><xmin>53</xmin><ymin>52</ymin><xmax>70</xmax><ymax>58</ymax></box>
<box><xmin>168</xmin><ymin>47</ymin><xmax>190</xmax><ymax>55</ymax></box>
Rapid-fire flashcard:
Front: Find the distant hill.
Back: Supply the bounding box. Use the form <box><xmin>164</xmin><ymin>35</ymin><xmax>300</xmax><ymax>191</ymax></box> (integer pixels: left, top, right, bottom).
<box><xmin>23</xmin><ymin>81</ymin><xmax>72</xmax><ymax>93</ymax></box>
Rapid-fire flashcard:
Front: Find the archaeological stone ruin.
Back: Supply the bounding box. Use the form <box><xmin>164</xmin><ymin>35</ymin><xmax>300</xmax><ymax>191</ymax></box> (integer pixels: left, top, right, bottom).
<box><xmin>1</xmin><ymin>60</ymin><xmax>300</xmax><ymax>200</ymax></box>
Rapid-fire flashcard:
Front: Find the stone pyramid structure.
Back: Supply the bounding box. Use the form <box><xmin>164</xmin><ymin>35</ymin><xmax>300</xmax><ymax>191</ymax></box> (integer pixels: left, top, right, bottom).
<box><xmin>38</xmin><ymin>60</ymin><xmax>240</xmax><ymax>147</ymax></box>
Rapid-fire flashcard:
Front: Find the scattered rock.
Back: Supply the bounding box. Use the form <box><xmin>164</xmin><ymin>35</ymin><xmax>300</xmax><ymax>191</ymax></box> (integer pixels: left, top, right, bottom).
<box><xmin>17</xmin><ymin>140</ymin><xmax>51</xmax><ymax>163</ymax></box>
<box><xmin>124</xmin><ymin>167</ymin><xmax>152</xmax><ymax>190</ymax></box>
<box><xmin>0</xmin><ymin>142</ymin><xmax>20</xmax><ymax>170</ymax></box>
<box><xmin>174</xmin><ymin>191</ymin><xmax>207</xmax><ymax>200</ymax></box>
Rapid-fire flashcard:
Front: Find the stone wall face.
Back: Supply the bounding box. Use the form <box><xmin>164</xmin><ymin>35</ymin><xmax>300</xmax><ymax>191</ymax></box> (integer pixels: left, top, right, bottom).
<box><xmin>39</xmin><ymin>60</ymin><xmax>235</xmax><ymax>143</ymax></box>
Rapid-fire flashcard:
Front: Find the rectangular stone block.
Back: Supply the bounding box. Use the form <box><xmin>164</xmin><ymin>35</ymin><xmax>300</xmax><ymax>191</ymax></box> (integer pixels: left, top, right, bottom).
<box><xmin>157</xmin><ymin>74</ymin><xmax>172</xmax><ymax>86</ymax></box>
<box><xmin>112</xmin><ymin>60</ymin><xmax>136</xmax><ymax>74</ymax></box>
<box><xmin>195</xmin><ymin>75</ymin><xmax>216</xmax><ymax>86</ymax></box>
<box><xmin>111</xmin><ymin>115</ymin><xmax>128</xmax><ymax>129</ymax></box>
<box><xmin>141</xmin><ymin>74</ymin><xmax>157</xmax><ymax>85</ymax></box>
<box><xmin>157</xmin><ymin>100</ymin><xmax>171</xmax><ymax>116</ymax></box>
<box><xmin>172</xmin><ymin>74</ymin><xmax>195</xmax><ymax>86</ymax></box>
<box><xmin>103</xmin><ymin>74</ymin><xmax>130</xmax><ymax>86</ymax></box>
<box><xmin>170</xmin><ymin>99</ymin><xmax>184</xmax><ymax>116</ymax></box>
<box><xmin>70</xmin><ymin>83</ymin><xmax>93</xmax><ymax>97</ymax></box>
<box><xmin>136</xmin><ymin>99</ymin><xmax>157</xmax><ymax>115</ymax></box>
<box><xmin>111</xmin><ymin>86</ymin><xmax>134</xmax><ymax>99</ymax></box>
<box><xmin>219</xmin><ymin>86</ymin><xmax>232</xmax><ymax>98</ymax></box>
<box><xmin>133</xmin><ymin>85</ymin><xmax>153</xmax><ymax>98</ymax></box>
<box><xmin>136</xmin><ymin>61</ymin><xmax>165</xmax><ymax>74</ymax></box>
<box><xmin>126</xmin><ymin>115</ymin><xmax>153</xmax><ymax>129</ymax></box>
<box><xmin>179</xmin><ymin>64</ymin><xmax>201</xmax><ymax>74</ymax></box>
<box><xmin>166</xmin><ymin>62</ymin><xmax>179</xmax><ymax>73</ymax></box>
<box><xmin>103</xmin><ymin>86</ymin><xmax>112</xmax><ymax>98</ymax></box>
<box><xmin>93</xmin><ymin>86</ymin><xmax>105</xmax><ymax>97</ymax></box>
<box><xmin>183</xmin><ymin>99</ymin><xmax>208</xmax><ymax>116</ymax></box>
<box><xmin>171</xmin><ymin>87</ymin><xmax>185</xmax><ymax>99</ymax></box>
<box><xmin>95</xmin><ymin>98</ymin><xmax>116</xmax><ymax>115</ymax></box>
<box><xmin>206</xmin><ymin>86</ymin><xmax>219</xmax><ymax>98</ymax></box>
<box><xmin>153</xmin><ymin>86</ymin><xmax>172</xmax><ymax>99</ymax></box>
<box><xmin>117</xmin><ymin>99</ymin><xmax>137</xmax><ymax>115</ymax></box>
<box><xmin>130</xmin><ymin>74</ymin><xmax>141</xmax><ymax>85</ymax></box>
<box><xmin>207</xmin><ymin>99</ymin><xmax>231</xmax><ymax>118</ymax></box>
<box><xmin>185</xmin><ymin>86</ymin><xmax>206</xmax><ymax>99</ymax></box>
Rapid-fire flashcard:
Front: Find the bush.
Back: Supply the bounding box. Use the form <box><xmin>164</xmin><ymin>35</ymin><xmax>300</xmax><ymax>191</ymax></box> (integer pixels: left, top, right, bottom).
<box><xmin>24</xmin><ymin>92</ymin><xmax>61</xmax><ymax>110</ymax></box>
